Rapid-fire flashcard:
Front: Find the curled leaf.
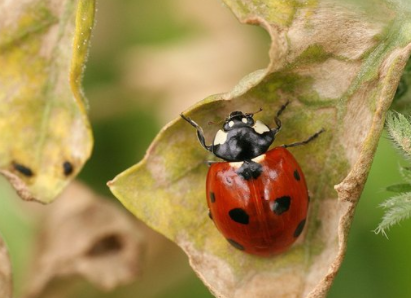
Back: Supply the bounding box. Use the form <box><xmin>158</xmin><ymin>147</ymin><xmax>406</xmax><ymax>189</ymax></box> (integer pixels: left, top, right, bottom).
<box><xmin>0</xmin><ymin>235</ymin><xmax>12</xmax><ymax>298</ymax></box>
<box><xmin>109</xmin><ymin>1</ymin><xmax>411</xmax><ymax>297</ymax></box>
<box><xmin>0</xmin><ymin>0</ymin><xmax>95</xmax><ymax>203</ymax></box>
<box><xmin>23</xmin><ymin>182</ymin><xmax>145</xmax><ymax>298</ymax></box>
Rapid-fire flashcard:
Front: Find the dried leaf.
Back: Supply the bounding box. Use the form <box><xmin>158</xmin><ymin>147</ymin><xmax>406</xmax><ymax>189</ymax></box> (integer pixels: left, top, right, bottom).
<box><xmin>23</xmin><ymin>182</ymin><xmax>145</xmax><ymax>298</ymax></box>
<box><xmin>109</xmin><ymin>1</ymin><xmax>411</xmax><ymax>297</ymax></box>
<box><xmin>0</xmin><ymin>0</ymin><xmax>95</xmax><ymax>203</ymax></box>
<box><xmin>0</xmin><ymin>235</ymin><xmax>12</xmax><ymax>298</ymax></box>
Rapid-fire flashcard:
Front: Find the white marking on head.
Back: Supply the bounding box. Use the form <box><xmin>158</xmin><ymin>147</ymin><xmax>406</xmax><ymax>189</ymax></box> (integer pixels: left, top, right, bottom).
<box><xmin>213</xmin><ymin>129</ymin><xmax>228</xmax><ymax>145</ymax></box>
<box><xmin>242</xmin><ymin>118</ymin><xmax>247</xmax><ymax>124</ymax></box>
<box><xmin>228</xmin><ymin>120</ymin><xmax>234</xmax><ymax>127</ymax></box>
<box><xmin>253</xmin><ymin>120</ymin><xmax>270</xmax><ymax>134</ymax></box>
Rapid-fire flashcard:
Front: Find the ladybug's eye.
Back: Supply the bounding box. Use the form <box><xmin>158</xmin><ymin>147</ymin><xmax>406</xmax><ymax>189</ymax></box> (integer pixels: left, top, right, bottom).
<box><xmin>242</xmin><ymin>118</ymin><xmax>248</xmax><ymax>124</ymax></box>
<box><xmin>228</xmin><ymin>121</ymin><xmax>235</xmax><ymax>128</ymax></box>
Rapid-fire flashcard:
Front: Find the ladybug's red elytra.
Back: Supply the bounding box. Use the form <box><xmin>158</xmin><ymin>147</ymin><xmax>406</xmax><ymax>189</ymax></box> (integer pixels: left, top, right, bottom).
<box><xmin>181</xmin><ymin>102</ymin><xmax>324</xmax><ymax>257</ymax></box>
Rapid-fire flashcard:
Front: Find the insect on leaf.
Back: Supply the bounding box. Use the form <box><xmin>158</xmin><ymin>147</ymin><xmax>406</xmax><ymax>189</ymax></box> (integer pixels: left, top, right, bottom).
<box><xmin>0</xmin><ymin>0</ymin><xmax>95</xmax><ymax>203</ymax></box>
<box><xmin>109</xmin><ymin>0</ymin><xmax>411</xmax><ymax>297</ymax></box>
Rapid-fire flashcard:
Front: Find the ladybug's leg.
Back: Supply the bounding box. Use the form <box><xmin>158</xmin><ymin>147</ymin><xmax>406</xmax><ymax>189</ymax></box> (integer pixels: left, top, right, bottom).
<box><xmin>282</xmin><ymin>128</ymin><xmax>325</xmax><ymax>148</ymax></box>
<box><xmin>271</xmin><ymin>100</ymin><xmax>290</xmax><ymax>136</ymax></box>
<box><xmin>180</xmin><ymin>113</ymin><xmax>212</xmax><ymax>152</ymax></box>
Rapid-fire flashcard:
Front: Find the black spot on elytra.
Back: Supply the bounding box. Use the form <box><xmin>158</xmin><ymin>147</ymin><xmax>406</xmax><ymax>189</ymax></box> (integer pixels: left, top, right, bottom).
<box><xmin>229</xmin><ymin>208</ymin><xmax>249</xmax><ymax>224</ymax></box>
<box><xmin>210</xmin><ymin>192</ymin><xmax>216</xmax><ymax>203</ymax></box>
<box><xmin>227</xmin><ymin>238</ymin><xmax>245</xmax><ymax>251</ymax></box>
<box><xmin>63</xmin><ymin>161</ymin><xmax>74</xmax><ymax>176</ymax></box>
<box><xmin>236</xmin><ymin>161</ymin><xmax>263</xmax><ymax>180</ymax></box>
<box><xmin>208</xmin><ymin>209</ymin><xmax>213</xmax><ymax>220</ymax></box>
<box><xmin>294</xmin><ymin>170</ymin><xmax>300</xmax><ymax>181</ymax></box>
<box><xmin>271</xmin><ymin>196</ymin><xmax>291</xmax><ymax>215</ymax></box>
<box><xmin>13</xmin><ymin>162</ymin><xmax>34</xmax><ymax>177</ymax></box>
<box><xmin>294</xmin><ymin>219</ymin><xmax>306</xmax><ymax>238</ymax></box>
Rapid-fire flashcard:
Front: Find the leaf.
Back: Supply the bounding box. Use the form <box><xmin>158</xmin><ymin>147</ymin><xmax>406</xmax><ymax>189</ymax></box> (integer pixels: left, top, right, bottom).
<box><xmin>374</xmin><ymin>192</ymin><xmax>411</xmax><ymax>237</ymax></box>
<box><xmin>0</xmin><ymin>0</ymin><xmax>95</xmax><ymax>203</ymax></box>
<box><xmin>23</xmin><ymin>182</ymin><xmax>145</xmax><ymax>298</ymax></box>
<box><xmin>0</xmin><ymin>235</ymin><xmax>12</xmax><ymax>298</ymax></box>
<box><xmin>386</xmin><ymin>183</ymin><xmax>411</xmax><ymax>193</ymax></box>
<box><xmin>399</xmin><ymin>165</ymin><xmax>411</xmax><ymax>184</ymax></box>
<box><xmin>386</xmin><ymin>110</ymin><xmax>411</xmax><ymax>157</ymax></box>
<box><xmin>392</xmin><ymin>56</ymin><xmax>411</xmax><ymax>112</ymax></box>
<box><xmin>109</xmin><ymin>1</ymin><xmax>411</xmax><ymax>298</ymax></box>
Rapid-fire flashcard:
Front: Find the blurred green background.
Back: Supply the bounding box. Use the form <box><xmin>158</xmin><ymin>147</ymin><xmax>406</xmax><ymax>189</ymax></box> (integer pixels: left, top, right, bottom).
<box><xmin>1</xmin><ymin>1</ymin><xmax>411</xmax><ymax>297</ymax></box>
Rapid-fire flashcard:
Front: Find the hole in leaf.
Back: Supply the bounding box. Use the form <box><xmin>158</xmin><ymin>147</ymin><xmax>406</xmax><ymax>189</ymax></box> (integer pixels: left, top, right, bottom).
<box><xmin>86</xmin><ymin>234</ymin><xmax>123</xmax><ymax>257</ymax></box>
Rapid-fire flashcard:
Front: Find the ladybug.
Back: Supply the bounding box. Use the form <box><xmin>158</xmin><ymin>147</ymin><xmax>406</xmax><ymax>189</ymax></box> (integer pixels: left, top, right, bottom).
<box><xmin>181</xmin><ymin>102</ymin><xmax>324</xmax><ymax>257</ymax></box>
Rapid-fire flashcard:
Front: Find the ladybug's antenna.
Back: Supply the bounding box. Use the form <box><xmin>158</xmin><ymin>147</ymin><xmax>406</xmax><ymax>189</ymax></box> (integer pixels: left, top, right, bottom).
<box><xmin>208</xmin><ymin>118</ymin><xmax>225</xmax><ymax>126</ymax></box>
<box><xmin>245</xmin><ymin>107</ymin><xmax>263</xmax><ymax>117</ymax></box>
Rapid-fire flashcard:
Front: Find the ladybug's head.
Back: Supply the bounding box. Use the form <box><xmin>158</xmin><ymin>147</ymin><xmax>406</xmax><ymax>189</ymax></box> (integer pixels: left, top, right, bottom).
<box><xmin>223</xmin><ymin>111</ymin><xmax>255</xmax><ymax>131</ymax></box>
<box><xmin>209</xmin><ymin>107</ymin><xmax>273</xmax><ymax>161</ymax></box>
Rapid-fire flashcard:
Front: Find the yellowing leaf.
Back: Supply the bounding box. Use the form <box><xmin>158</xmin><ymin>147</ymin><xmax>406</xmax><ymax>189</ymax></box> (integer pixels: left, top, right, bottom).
<box><xmin>0</xmin><ymin>0</ymin><xmax>95</xmax><ymax>203</ymax></box>
<box><xmin>109</xmin><ymin>1</ymin><xmax>411</xmax><ymax>297</ymax></box>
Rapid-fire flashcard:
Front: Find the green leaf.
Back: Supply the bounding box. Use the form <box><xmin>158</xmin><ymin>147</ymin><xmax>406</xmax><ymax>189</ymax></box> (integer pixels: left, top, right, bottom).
<box><xmin>392</xmin><ymin>56</ymin><xmax>411</xmax><ymax>112</ymax></box>
<box><xmin>386</xmin><ymin>111</ymin><xmax>411</xmax><ymax>157</ymax></box>
<box><xmin>109</xmin><ymin>1</ymin><xmax>411</xmax><ymax>297</ymax></box>
<box><xmin>386</xmin><ymin>183</ymin><xmax>411</xmax><ymax>192</ymax></box>
<box><xmin>375</xmin><ymin>192</ymin><xmax>411</xmax><ymax>237</ymax></box>
<box><xmin>0</xmin><ymin>0</ymin><xmax>95</xmax><ymax>203</ymax></box>
<box><xmin>399</xmin><ymin>165</ymin><xmax>411</xmax><ymax>184</ymax></box>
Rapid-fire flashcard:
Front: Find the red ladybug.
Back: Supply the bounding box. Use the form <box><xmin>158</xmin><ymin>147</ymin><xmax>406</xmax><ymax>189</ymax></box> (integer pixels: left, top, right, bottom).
<box><xmin>181</xmin><ymin>102</ymin><xmax>324</xmax><ymax>257</ymax></box>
